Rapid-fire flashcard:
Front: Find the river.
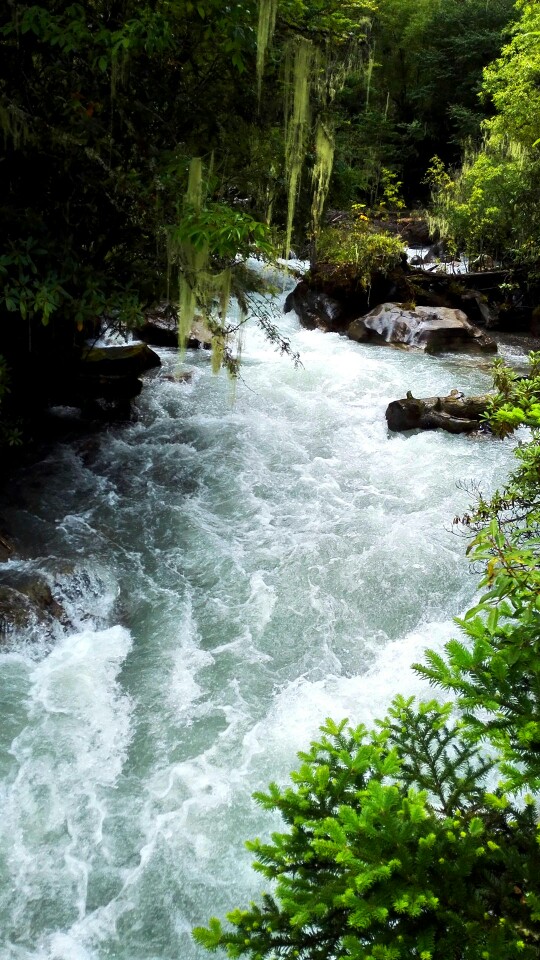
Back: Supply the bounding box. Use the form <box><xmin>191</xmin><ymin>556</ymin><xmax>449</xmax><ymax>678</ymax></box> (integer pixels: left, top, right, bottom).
<box><xmin>0</xmin><ymin>272</ymin><xmax>526</xmax><ymax>959</ymax></box>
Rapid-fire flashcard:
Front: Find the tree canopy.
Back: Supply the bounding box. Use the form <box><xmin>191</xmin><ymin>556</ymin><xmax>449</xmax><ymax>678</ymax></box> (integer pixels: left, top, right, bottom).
<box><xmin>0</xmin><ymin>0</ymin><xmax>535</xmax><ymax>444</ymax></box>
<box><xmin>428</xmin><ymin>0</ymin><xmax>540</xmax><ymax>267</ymax></box>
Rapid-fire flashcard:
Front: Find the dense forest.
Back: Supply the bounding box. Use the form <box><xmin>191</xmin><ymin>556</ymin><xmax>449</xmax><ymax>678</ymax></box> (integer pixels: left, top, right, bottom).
<box><xmin>1</xmin><ymin>0</ymin><xmax>538</xmax><ymax>444</ymax></box>
<box><xmin>3</xmin><ymin>3</ymin><xmax>540</xmax><ymax>958</ymax></box>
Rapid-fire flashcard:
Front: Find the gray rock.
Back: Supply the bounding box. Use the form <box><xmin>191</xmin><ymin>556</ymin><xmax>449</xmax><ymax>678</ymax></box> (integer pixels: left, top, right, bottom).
<box><xmin>347</xmin><ymin>303</ymin><xmax>497</xmax><ymax>354</ymax></box>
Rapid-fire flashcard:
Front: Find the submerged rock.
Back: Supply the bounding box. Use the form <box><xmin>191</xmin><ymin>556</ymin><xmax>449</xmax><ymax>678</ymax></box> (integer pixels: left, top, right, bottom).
<box><xmin>0</xmin><ymin>573</ymin><xmax>68</xmax><ymax>643</ymax></box>
<box><xmin>386</xmin><ymin>389</ymin><xmax>490</xmax><ymax>434</ymax></box>
<box><xmin>347</xmin><ymin>303</ymin><xmax>497</xmax><ymax>354</ymax></box>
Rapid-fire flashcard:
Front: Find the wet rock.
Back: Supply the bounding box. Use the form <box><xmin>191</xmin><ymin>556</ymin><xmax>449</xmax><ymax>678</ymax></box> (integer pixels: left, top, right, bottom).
<box><xmin>397</xmin><ymin>216</ymin><xmax>431</xmax><ymax>245</ymax></box>
<box><xmin>0</xmin><ymin>573</ymin><xmax>69</xmax><ymax>642</ymax></box>
<box><xmin>189</xmin><ymin>318</ymin><xmax>213</xmax><ymax>348</ymax></box>
<box><xmin>138</xmin><ymin>304</ymin><xmax>212</xmax><ymax>348</ymax></box>
<box><xmin>47</xmin><ymin>342</ymin><xmax>160</xmax><ymax>412</ymax></box>
<box><xmin>386</xmin><ymin>389</ymin><xmax>490</xmax><ymax>434</ymax></box>
<box><xmin>162</xmin><ymin>370</ymin><xmax>194</xmax><ymax>384</ymax></box>
<box><xmin>138</xmin><ymin>302</ymin><xmax>178</xmax><ymax>346</ymax></box>
<box><xmin>0</xmin><ymin>586</ymin><xmax>44</xmax><ymax>638</ymax></box>
<box><xmin>422</xmin><ymin>240</ymin><xmax>448</xmax><ymax>263</ymax></box>
<box><xmin>347</xmin><ymin>303</ymin><xmax>497</xmax><ymax>354</ymax></box>
<box><xmin>284</xmin><ymin>282</ymin><xmax>348</xmax><ymax>331</ymax></box>
<box><xmin>460</xmin><ymin>289</ymin><xmax>498</xmax><ymax>329</ymax></box>
<box><xmin>1</xmin><ymin>570</ymin><xmax>67</xmax><ymax>617</ymax></box>
<box><xmin>80</xmin><ymin>342</ymin><xmax>161</xmax><ymax>376</ymax></box>
<box><xmin>0</xmin><ymin>528</ymin><xmax>15</xmax><ymax>563</ymax></box>
<box><xmin>285</xmin><ymin>267</ymin><xmax>415</xmax><ymax>332</ymax></box>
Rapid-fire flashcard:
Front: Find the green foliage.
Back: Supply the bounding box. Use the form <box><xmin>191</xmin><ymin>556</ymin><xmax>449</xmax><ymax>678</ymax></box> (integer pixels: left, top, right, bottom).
<box><xmin>417</xmin><ymin>353</ymin><xmax>540</xmax><ymax>790</ymax></box>
<box><xmin>427</xmin><ymin>1</ymin><xmax>540</xmax><ymax>268</ymax></box>
<box><xmin>194</xmin><ymin>708</ymin><xmax>540</xmax><ymax>959</ymax></box>
<box><xmin>483</xmin><ymin>354</ymin><xmax>540</xmax><ymax>437</ymax></box>
<box><xmin>428</xmin><ymin>139</ymin><xmax>540</xmax><ymax>266</ymax></box>
<box><xmin>328</xmin><ymin>0</ymin><xmax>516</xmax><ymax>208</ymax></box>
<box><xmin>315</xmin><ymin>209</ymin><xmax>405</xmax><ymax>286</ymax></box>
<box><xmin>0</xmin><ymin>0</ymin><xmax>376</xmax><ymax>435</ymax></box>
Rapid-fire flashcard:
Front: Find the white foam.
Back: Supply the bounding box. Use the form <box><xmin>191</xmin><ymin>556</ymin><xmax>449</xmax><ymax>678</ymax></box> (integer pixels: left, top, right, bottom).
<box><xmin>0</xmin><ymin>293</ymin><xmax>526</xmax><ymax>959</ymax></box>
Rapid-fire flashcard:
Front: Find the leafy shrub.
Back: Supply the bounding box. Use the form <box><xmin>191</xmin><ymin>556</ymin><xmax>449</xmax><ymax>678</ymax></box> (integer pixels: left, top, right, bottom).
<box><xmin>315</xmin><ymin>211</ymin><xmax>405</xmax><ymax>287</ymax></box>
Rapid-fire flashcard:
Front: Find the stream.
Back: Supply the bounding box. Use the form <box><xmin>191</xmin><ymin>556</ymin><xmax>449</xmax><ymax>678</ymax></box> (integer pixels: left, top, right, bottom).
<box><xmin>0</xmin><ymin>271</ymin><xmax>527</xmax><ymax>959</ymax></box>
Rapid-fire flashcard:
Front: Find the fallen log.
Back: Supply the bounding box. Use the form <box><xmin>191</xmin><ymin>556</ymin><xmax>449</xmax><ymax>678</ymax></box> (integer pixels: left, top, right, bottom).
<box><xmin>386</xmin><ymin>389</ymin><xmax>490</xmax><ymax>434</ymax></box>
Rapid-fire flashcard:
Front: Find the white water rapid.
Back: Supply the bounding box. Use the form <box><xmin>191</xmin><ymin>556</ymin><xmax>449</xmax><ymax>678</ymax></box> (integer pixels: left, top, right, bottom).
<box><xmin>0</xmin><ymin>272</ymin><xmax>527</xmax><ymax>959</ymax></box>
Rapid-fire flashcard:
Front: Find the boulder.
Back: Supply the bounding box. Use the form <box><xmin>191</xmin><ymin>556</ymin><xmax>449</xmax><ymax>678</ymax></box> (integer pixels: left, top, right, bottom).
<box><xmin>386</xmin><ymin>389</ymin><xmax>490</xmax><ymax>434</ymax></box>
<box><xmin>421</xmin><ymin>240</ymin><xmax>448</xmax><ymax>263</ymax></box>
<box><xmin>138</xmin><ymin>303</ymin><xmax>178</xmax><ymax>346</ymax></box>
<box><xmin>80</xmin><ymin>342</ymin><xmax>161</xmax><ymax>376</ymax></box>
<box><xmin>48</xmin><ymin>341</ymin><xmax>161</xmax><ymax>411</ymax></box>
<box><xmin>459</xmin><ymin>289</ymin><xmax>498</xmax><ymax>329</ymax></box>
<box><xmin>0</xmin><ymin>573</ymin><xmax>68</xmax><ymax>642</ymax></box>
<box><xmin>284</xmin><ymin>282</ymin><xmax>348</xmax><ymax>331</ymax></box>
<box><xmin>139</xmin><ymin>303</ymin><xmax>212</xmax><ymax>348</ymax></box>
<box><xmin>347</xmin><ymin>303</ymin><xmax>497</xmax><ymax>354</ymax></box>
<box><xmin>397</xmin><ymin>216</ymin><xmax>431</xmax><ymax>245</ymax></box>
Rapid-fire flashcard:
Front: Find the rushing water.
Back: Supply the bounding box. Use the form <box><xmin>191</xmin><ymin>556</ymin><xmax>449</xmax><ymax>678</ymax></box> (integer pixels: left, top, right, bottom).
<box><xmin>0</xmin><ymin>274</ymin><xmax>526</xmax><ymax>959</ymax></box>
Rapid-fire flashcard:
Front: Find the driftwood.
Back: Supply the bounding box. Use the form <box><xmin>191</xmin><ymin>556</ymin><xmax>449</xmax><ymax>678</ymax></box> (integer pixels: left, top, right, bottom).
<box><xmin>386</xmin><ymin>389</ymin><xmax>490</xmax><ymax>434</ymax></box>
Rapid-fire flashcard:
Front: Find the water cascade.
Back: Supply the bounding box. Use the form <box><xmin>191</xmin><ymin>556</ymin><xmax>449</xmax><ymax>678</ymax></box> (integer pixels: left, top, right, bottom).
<box><xmin>0</xmin><ymin>275</ymin><xmax>525</xmax><ymax>959</ymax></box>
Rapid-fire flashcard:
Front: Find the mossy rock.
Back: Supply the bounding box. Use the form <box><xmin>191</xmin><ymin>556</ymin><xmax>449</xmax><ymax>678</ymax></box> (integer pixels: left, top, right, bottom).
<box><xmin>80</xmin><ymin>342</ymin><xmax>161</xmax><ymax>376</ymax></box>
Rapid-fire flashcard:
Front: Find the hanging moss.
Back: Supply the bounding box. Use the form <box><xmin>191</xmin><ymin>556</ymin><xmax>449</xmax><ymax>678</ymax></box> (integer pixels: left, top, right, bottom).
<box><xmin>365</xmin><ymin>48</ymin><xmax>375</xmax><ymax>108</ymax></box>
<box><xmin>219</xmin><ymin>267</ymin><xmax>232</xmax><ymax>328</ymax></box>
<box><xmin>178</xmin><ymin>273</ymin><xmax>197</xmax><ymax>349</ymax></box>
<box><xmin>284</xmin><ymin>37</ymin><xmax>315</xmax><ymax>259</ymax></box>
<box><xmin>111</xmin><ymin>47</ymin><xmax>129</xmax><ymax>100</ymax></box>
<box><xmin>210</xmin><ymin>334</ymin><xmax>224</xmax><ymax>374</ymax></box>
<box><xmin>168</xmin><ymin>158</ymin><xmax>239</xmax><ymax>373</ymax></box>
<box><xmin>256</xmin><ymin>0</ymin><xmax>278</xmax><ymax>103</ymax></box>
<box><xmin>0</xmin><ymin>103</ymin><xmax>30</xmax><ymax>149</ymax></box>
<box><xmin>186</xmin><ymin>157</ymin><xmax>204</xmax><ymax>211</ymax></box>
<box><xmin>311</xmin><ymin>119</ymin><xmax>335</xmax><ymax>239</ymax></box>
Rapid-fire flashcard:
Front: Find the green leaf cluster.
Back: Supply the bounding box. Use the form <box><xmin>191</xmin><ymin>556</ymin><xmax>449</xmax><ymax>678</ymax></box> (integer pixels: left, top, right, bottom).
<box><xmin>315</xmin><ymin>212</ymin><xmax>405</xmax><ymax>288</ymax></box>
<box><xmin>427</xmin><ymin>1</ymin><xmax>540</xmax><ymax>268</ymax></box>
<box><xmin>328</xmin><ymin>0</ymin><xmax>516</xmax><ymax>209</ymax></box>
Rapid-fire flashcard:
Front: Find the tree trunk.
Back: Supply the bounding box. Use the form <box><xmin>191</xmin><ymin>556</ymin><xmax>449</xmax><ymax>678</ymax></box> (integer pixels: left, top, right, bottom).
<box><xmin>385</xmin><ymin>389</ymin><xmax>490</xmax><ymax>434</ymax></box>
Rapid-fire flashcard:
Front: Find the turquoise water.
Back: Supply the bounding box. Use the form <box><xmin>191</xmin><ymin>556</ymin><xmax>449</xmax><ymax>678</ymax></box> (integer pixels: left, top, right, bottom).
<box><xmin>0</xmin><ymin>280</ymin><xmax>522</xmax><ymax>959</ymax></box>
